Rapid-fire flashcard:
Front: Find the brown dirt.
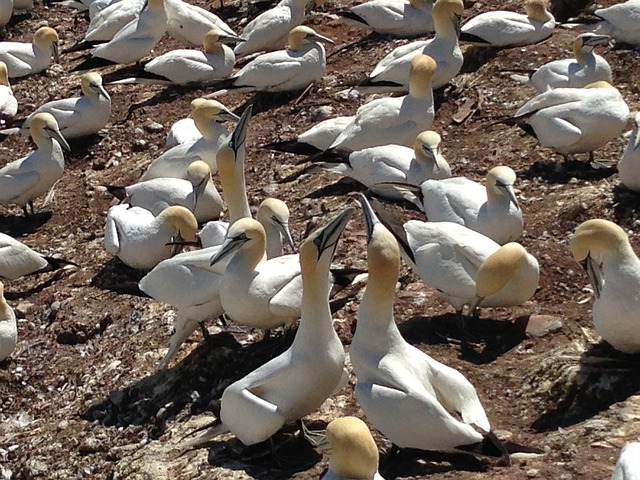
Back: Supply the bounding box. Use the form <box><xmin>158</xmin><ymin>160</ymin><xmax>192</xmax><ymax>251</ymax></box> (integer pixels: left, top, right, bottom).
<box><xmin>1</xmin><ymin>0</ymin><xmax>640</xmax><ymax>479</ymax></box>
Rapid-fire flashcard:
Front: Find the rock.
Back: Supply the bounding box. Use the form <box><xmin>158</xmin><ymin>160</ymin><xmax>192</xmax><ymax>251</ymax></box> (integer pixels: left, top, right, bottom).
<box><xmin>14</xmin><ymin>302</ymin><xmax>34</xmax><ymax>318</ymax></box>
<box><xmin>143</xmin><ymin>122</ymin><xmax>163</xmax><ymax>134</ymax></box>
<box><xmin>132</xmin><ymin>139</ymin><xmax>148</xmax><ymax>152</ymax></box>
<box><xmin>526</xmin><ymin>315</ymin><xmax>563</xmax><ymax>338</ymax></box>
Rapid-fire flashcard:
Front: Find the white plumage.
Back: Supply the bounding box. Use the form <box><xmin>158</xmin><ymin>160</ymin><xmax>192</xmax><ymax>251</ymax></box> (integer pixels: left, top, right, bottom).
<box><xmin>338</xmin><ymin>0</ymin><xmax>434</xmax><ymax>38</ymax></box>
<box><xmin>618</xmin><ymin>112</ymin><xmax>640</xmax><ymax>192</ymax></box>
<box><xmin>0</xmin><ymin>27</ymin><xmax>59</xmax><ymax>78</ymax></box>
<box><xmin>0</xmin><ymin>282</ymin><xmax>17</xmax><ymax>362</ymax></box>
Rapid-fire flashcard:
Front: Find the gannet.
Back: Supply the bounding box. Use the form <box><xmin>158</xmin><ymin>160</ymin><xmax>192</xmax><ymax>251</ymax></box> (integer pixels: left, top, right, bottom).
<box><xmin>183</xmin><ymin>208</ymin><xmax>351</xmax><ymax>448</ymax></box>
<box><xmin>506</xmin><ymin>81</ymin><xmax>630</xmax><ymax>161</ymax></box>
<box><xmin>140</xmin><ymin>99</ymin><xmax>240</xmax><ymax>181</ymax></box>
<box><xmin>104</xmin><ymin>205</ymin><xmax>198</xmax><ymax>270</ymax></box>
<box><xmin>82</xmin><ymin>0</ymin><xmax>145</xmax><ymax>43</ymax></box>
<box><xmin>233</xmin><ymin>0</ymin><xmax>315</xmax><ymax>58</ymax></box>
<box><xmin>0</xmin><ymin>233</ymin><xmax>75</xmax><ymax>280</ymax></box>
<box><xmin>329</xmin><ymin>54</ymin><xmax>437</xmax><ymax>151</ymax></box>
<box><xmin>255</xmin><ymin>198</ymin><xmax>295</xmax><ymax>259</ymax></box>
<box><xmin>618</xmin><ymin>112</ymin><xmax>640</xmax><ymax>192</ymax></box>
<box><xmin>590</xmin><ymin>0</ymin><xmax>640</xmax><ymax>48</ymax></box>
<box><xmin>0</xmin><ymin>282</ymin><xmax>17</xmax><ymax>362</ymax></box>
<box><xmin>0</xmin><ymin>113</ymin><xmax>71</xmax><ymax>215</ymax></box>
<box><xmin>570</xmin><ymin>219</ymin><xmax>640</xmax><ymax>354</ymax></box>
<box><xmin>337</xmin><ymin>0</ymin><xmax>434</xmax><ymax>38</ymax></box>
<box><xmin>611</xmin><ymin>441</ymin><xmax>640</xmax><ymax>480</ymax></box>
<box><xmin>165</xmin><ymin>0</ymin><xmax>236</xmax><ymax>46</ymax></box>
<box><xmin>358</xmin><ymin>0</ymin><xmax>463</xmax><ymax>93</ymax></box>
<box><xmin>4</xmin><ymin>72</ymin><xmax>111</xmax><ymax>140</ymax></box>
<box><xmin>459</xmin><ymin>0</ymin><xmax>555</xmax><ymax>48</ymax></box>
<box><xmin>263</xmin><ymin>116</ymin><xmax>354</xmax><ymax>156</ymax></box>
<box><xmin>322</xmin><ymin>417</ymin><xmax>383</xmax><ymax>480</ymax></box>
<box><xmin>371</xmin><ymin>200</ymin><xmax>539</xmax><ymax>313</ymax></box>
<box><xmin>309</xmin><ymin>130</ymin><xmax>451</xmax><ymax>187</ymax></box>
<box><xmin>105</xmin><ymin>161</ymin><xmax>223</xmax><ymax>223</ymax></box>
<box><xmin>350</xmin><ymin>194</ymin><xmax>494</xmax><ymax>451</ymax></box>
<box><xmin>71</xmin><ymin>0</ymin><xmax>167</xmax><ymax>71</ymax></box>
<box><xmin>107</xmin><ymin>28</ymin><xmax>243</xmax><ymax>86</ymax></box>
<box><xmin>209</xmin><ymin>26</ymin><xmax>333</xmax><ymax>95</ymax></box>
<box><xmin>0</xmin><ymin>27</ymin><xmax>59</xmax><ymax>78</ymax></box>
<box><xmin>0</xmin><ymin>61</ymin><xmax>17</xmax><ymax>121</ymax></box>
<box><xmin>165</xmin><ymin>97</ymin><xmax>208</xmax><ymax>146</ymax></box>
<box><xmin>513</xmin><ymin>33</ymin><xmax>612</xmax><ymax>93</ymax></box>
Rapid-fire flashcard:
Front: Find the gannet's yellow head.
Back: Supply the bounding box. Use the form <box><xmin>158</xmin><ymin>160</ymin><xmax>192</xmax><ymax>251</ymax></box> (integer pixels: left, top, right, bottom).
<box><xmin>158</xmin><ymin>206</ymin><xmax>198</xmax><ymax>242</ymax></box>
<box><xmin>29</xmin><ymin>112</ymin><xmax>71</xmax><ymax>152</ymax></box>
<box><xmin>475</xmin><ymin>243</ymin><xmax>529</xmax><ymax>299</ymax></box>
<box><xmin>433</xmin><ymin>0</ymin><xmax>463</xmax><ymax>36</ymax></box>
<box><xmin>524</xmin><ymin>0</ymin><xmax>551</xmax><ymax>22</ymax></box>
<box><xmin>190</xmin><ymin>97</ymin><xmax>208</xmax><ymax>112</ymax></box>
<box><xmin>186</xmin><ymin>160</ymin><xmax>211</xmax><ymax>188</ymax></box>
<box><xmin>210</xmin><ymin>218</ymin><xmax>266</xmax><ymax>266</ymax></box>
<box><xmin>287</xmin><ymin>26</ymin><xmax>334</xmax><ymax>51</ymax></box>
<box><xmin>409</xmin><ymin>54</ymin><xmax>438</xmax><ymax>97</ymax></box>
<box><xmin>33</xmin><ymin>27</ymin><xmax>59</xmax><ymax>62</ymax></box>
<box><xmin>193</xmin><ymin>99</ymin><xmax>239</xmax><ymax>123</ymax></box>
<box><xmin>326</xmin><ymin>417</ymin><xmax>379</xmax><ymax>480</ymax></box>
<box><xmin>414</xmin><ymin>130</ymin><xmax>442</xmax><ymax>164</ymax></box>
<box><xmin>486</xmin><ymin>166</ymin><xmax>519</xmax><ymax>210</ymax></box>
<box><xmin>203</xmin><ymin>29</ymin><xmax>245</xmax><ymax>52</ymax></box>
<box><xmin>257</xmin><ymin>198</ymin><xmax>295</xmax><ymax>250</ymax></box>
<box><xmin>81</xmin><ymin>72</ymin><xmax>110</xmax><ymax>101</ymax></box>
<box><xmin>0</xmin><ymin>61</ymin><xmax>10</xmax><ymax>87</ymax></box>
<box><xmin>299</xmin><ymin>208</ymin><xmax>351</xmax><ymax>277</ymax></box>
<box><xmin>571</xmin><ymin>219</ymin><xmax>629</xmax><ymax>262</ymax></box>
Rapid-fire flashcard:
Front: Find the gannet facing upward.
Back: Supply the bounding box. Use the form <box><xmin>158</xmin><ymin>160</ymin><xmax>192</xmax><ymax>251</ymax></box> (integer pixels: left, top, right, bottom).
<box><xmin>322</xmin><ymin>417</ymin><xmax>383</xmax><ymax>480</ymax></box>
<box><xmin>350</xmin><ymin>194</ymin><xmax>495</xmax><ymax>452</ymax></box>
<box><xmin>309</xmin><ymin>130</ymin><xmax>451</xmax><ymax>187</ymax></box>
<box><xmin>0</xmin><ymin>61</ymin><xmax>17</xmax><ymax>121</ymax></box>
<box><xmin>184</xmin><ymin>208</ymin><xmax>351</xmax><ymax>448</ymax></box>
<box><xmin>165</xmin><ymin>0</ymin><xmax>236</xmax><ymax>47</ymax></box>
<box><xmin>618</xmin><ymin>112</ymin><xmax>640</xmax><ymax>192</ymax></box>
<box><xmin>104</xmin><ymin>205</ymin><xmax>198</xmax><ymax>270</ymax></box>
<box><xmin>507</xmin><ymin>81</ymin><xmax>630</xmax><ymax>161</ymax></box>
<box><xmin>337</xmin><ymin>0</ymin><xmax>434</xmax><ymax>38</ymax></box>
<box><xmin>0</xmin><ymin>113</ymin><xmax>71</xmax><ymax>215</ymax></box>
<box><xmin>611</xmin><ymin>441</ymin><xmax>640</xmax><ymax>480</ymax></box>
<box><xmin>0</xmin><ymin>27</ymin><xmax>59</xmax><ymax>78</ymax></box>
<box><xmin>263</xmin><ymin>116</ymin><xmax>354</xmax><ymax>156</ymax></box>
<box><xmin>459</xmin><ymin>0</ymin><xmax>555</xmax><ymax>48</ymax></box>
<box><xmin>329</xmin><ymin>54</ymin><xmax>437</xmax><ymax>151</ymax></box>
<box><xmin>0</xmin><ymin>233</ymin><xmax>75</xmax><ymax>280</ymax></box>
<box><xmin>359</xmin><ymin>0</ymin><xmax>463</xmax><ymax>93</ymax></box>
<box><xmin>0</xmin><ymin>282</ymin><xmax>17</xmax><ymax>362</ymax></box>
<box><xmin>571</xmin><ymin>219</ymin><xmax>640</xmax><ymax>354</ymax></box>
<box><xmin>210</xmin><ymin>26</ymin><xmax>333</xmax><ymax>95</ymax></box>
<box><xmin>591</xmin><ymin>0</ymin><xmax>640</xmax><ymax>48</ymax></box>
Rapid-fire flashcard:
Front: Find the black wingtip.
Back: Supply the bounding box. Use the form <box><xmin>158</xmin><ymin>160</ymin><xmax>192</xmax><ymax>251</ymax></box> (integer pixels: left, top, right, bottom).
<box><xmin>456</xmin><ymin>430</ymin><xmax>510</xmax><ymax>459</ymax></box>
<box><xmin>71</xmin><ymin>56</ymin><xmax>116</xmax><ymax>72</ymax></box>
<box><xmin>368</xmin><ymin>197</ymin><xmax>415</xmax><ymax>265</ymax></box>
<box><xmin>105</xmin><ymin>185</ymin><xmax>127</xmax><ymax>201</ymax></box>
<box><xmin>458</xmin><ymin>32</ymin><xmax>493</xmax><ymax>45</ymax></box>
<box><xmin>307</xmin><ymin>147</ymin><xmax>352</xmax><ymax>166</ymax></box>
<box><xmin>337</xmin><ymin>10</ymin><xmax>369</xmax><ymax>26</ymax></box>
<box><xmin>42</xmin><ymin>256</ymin><xmax>79</xmax><ymax>272</ymax></box>
<box><xmin>262</xmin><ymin>140</ymin><xmax>322</xmax><ymax>156</ymax></box>
<box><xmin>63</xmin><ymin>40</ymin><xmax>99</xmax><ymax>54</ymax></box>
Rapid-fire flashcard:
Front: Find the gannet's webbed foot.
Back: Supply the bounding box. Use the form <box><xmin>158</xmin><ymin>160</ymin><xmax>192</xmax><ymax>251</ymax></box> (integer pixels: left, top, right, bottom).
<box><xmin>299</xmin><ymin>419</ymin><xmax>327</xmax><ymax>448</ymax></box>
<box><xmin>199</xmin><ymin>321</ymin><xmax>212</xmax><ymax>341</ymax></box>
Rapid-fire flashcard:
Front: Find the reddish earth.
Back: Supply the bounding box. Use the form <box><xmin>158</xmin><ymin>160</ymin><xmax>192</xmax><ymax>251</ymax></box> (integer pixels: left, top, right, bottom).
<box><xmin>1</xmin><ymin>0</ymin><xmax>640</xmax><ymax>479</ymax></box>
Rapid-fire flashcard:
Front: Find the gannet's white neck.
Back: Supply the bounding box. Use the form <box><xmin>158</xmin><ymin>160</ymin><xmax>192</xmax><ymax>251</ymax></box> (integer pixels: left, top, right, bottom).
<box><xmin>217</xmin><ymin>145</ymin><xmax>252</xmax><ymax>223</ymax></box>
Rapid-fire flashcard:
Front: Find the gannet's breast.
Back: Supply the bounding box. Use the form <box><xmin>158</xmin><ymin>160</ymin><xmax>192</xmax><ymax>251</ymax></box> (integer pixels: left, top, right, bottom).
<box><xmin>85</xmin><ymin>0</ymin><xmax>145</xmax><ymax>42</ymax></box>
<box><xmin>165</xmin><ymin>0</ymin><xmax>236</xmax><ymax>46</ymax></box>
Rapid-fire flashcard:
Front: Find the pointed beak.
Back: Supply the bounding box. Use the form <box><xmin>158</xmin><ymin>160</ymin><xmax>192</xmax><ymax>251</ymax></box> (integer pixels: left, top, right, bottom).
<box><xmin>309</xmin><ymin>33</ymin><xmax>334</xmax><ymax>45</ymax></box>
<box><xmin>585</xmin><ymin>34</ymin><xmax>610</xmax><ymax>47</ymax></box>
<box><xmin>358</xmin><ymin>193</ymin><xmax>379</xmax><ymax>244</ymax></box>
<box><xmin>313</xmin><ymin>207</ymin><xmax>353</xmax><ymax>260</ymax></box>
<box><xmin>219</xmin><ymin>110</ymin><xmax>241</xmax><ymax>123</ymax></box>
<box><xmin>219</xmin><ymin>34</ymin><xmax>245</xmax><ymax>45</ymax></box>
<box><xmin>229</xmin><ymin>104</ymin><xmax>252</xmax><ymax>154</ymax></box>
<box><xmin>94</xmin><ymin>83</ymin><xmax>111</xmax><ymax>102</ymax></box>
<box><xmin>453</xmin><ymin>14</ymin><xmax>461</xmax><ymax>38</ymax></box>
<box><xmin>500</xmin><ymin>184</ymin><xmax>520</xmax><ymax>211</ymax></box>
<box><xmin>209</xmin><ymin>234</ymin><xmax>248</xmax><ymax>266</ymax></box>
<box><xmin>272</xmin><ymin>216</ymin><xmax>296</xmax><ymax>251</ymax></box>
<box><xmin>422</xmin><ymin>146</ymin><xmax>441</xmax><ymax>172</ymax></box>
<box><xmin>48</xmin><ymin>126</ymin><xmax>71</xmax><ymax>152</ymax></box>
<box><xmin>580</xmin><ymin>253</ymin><xmax>603</xmax><ymax>299</ymax></box>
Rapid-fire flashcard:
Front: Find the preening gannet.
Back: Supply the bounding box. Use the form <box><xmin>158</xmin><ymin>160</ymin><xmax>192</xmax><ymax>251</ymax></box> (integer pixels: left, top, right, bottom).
<box><xmin>0</xmin><ymin>282</ymin><xmax>17</xmax><ymax>362</ymax></box>
<box><xmin>350</xmin><ymin>194</ymin><xmax>494</xmax><ymax>451</ymax></box>
<box><xmin>183</xmin><ymin>208</ymin><xmax>351</xmax><ymax>448</ymax></box>
<box><xmin>0</xmin><ymin>233</ymin><xmax>75</xmax><ymax>280</ymax></box>
<box><xmin>263</xmin><ymin>116</ymin><xmax>354</xmax><ymax>156</ymax></box>
<box><xmin>321</xmin><ymin>417</ymin><xmax>383</xmax><ymax>480</ymax></box>
<box><xmin>0</xmin><ymin>61</ymin><xmax>17</xmax><ymax>121</ymax></box>
<box><xmin>359</xmin><ymin>0</ymin><xmax>463</xmax><ymax>92</ymax></box>
<box><xmin>591</xmin><ymin>0</ymin><xmax>640</xmax><ymax>48</ymax></box>
<box><xmin>165</xmin><ymin>0</ymin><xmax>236</xmax><ymax>46</ymax></box>
<box><xmin>337</xmin><ymin>0</ymin><xmax>434</xmax><ymax>38</ymax></box>
<box><xmin>0</xmin><ymin>113</ymin><xmax>71</xmax><ymax>215</ymax></box>
<box><xmin>459</xmin><ymin>0</ymin><xmax>555</xmax><ymax>47</ymax></box>
<box><xmin>618</xmin><ymin>112</ymin><xmax>640</xmax><ymax>192</ymax></box>
<box><xmin>611</xmin><ymin>441</ymin><xmax>640</xmax><ymax>480</ymax></box>
<box><xmin>514</xmin><ymin>33</ymin><xmax>612</xmax><ymax>93</ymax></box>
<box><xmin>0</xmin><ymin>27</ymin><xmax>59</xmax><ymax>78</ymax></box>
<box><xmin>506</xmin><ymin>81</ymin><xmax>630</xmax><ymax>161</ymax></box>
<box><xmin>104</xmin><ymin>205</ymin><xmax>198</xmax><ymax>270</ymax></box>
<box><xmin>210</xmin><ymin>26</ymin><xmax>333</xmax><ymax>95</ymax></box>
<box><xmin>571</xmin><ymin>219</ymin><xmax>640</xmax><ymax>354</ymax></box>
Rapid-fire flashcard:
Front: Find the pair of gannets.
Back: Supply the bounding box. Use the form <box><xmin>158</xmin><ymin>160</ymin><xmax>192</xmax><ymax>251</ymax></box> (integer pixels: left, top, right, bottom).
<box><xmin>571</xmin><ymin>219</ymin><xmax>640</xmax><ymax>354</ymax></box>
<box><xmin>0</xmin><ymin>27</ymin><xmax>59</xmax><ymax>78</ymax></box>
<box><xmin>209</xmin><ymin>26</ymin><xmax>333</xmax><ymax>95</ymax></box>
<box><xmin>0</xmin><ymin>113</ymin><xmax>70</xmax><ymax>216</ymax></box>
<box><xmin>183</xmin><ymin>208</ymin><xmax>351</xmax><ymax>449</ymax></box>
<box><xmin>309</xmin><ymin>130</ymin><xmax>451</xmax><ymax>187</ymax></box>
<box><xmin>351</xmin><ymin>195</ymin><xmax>495</xmax><ymax>451</ymax></box>
<box><xmin>459</xmin><ymin>0</ymin><xmax>554</xmax><ymax>48</ymax></box>
<box><xmin>506</xmin><ymin>81</ymin><xmax>630</xmax><ymax>161</ymax></box>
<box><xmin>338</xmin><ymin>0</ymin><xmax>434</xmax><ymax>38</ymax></box>
<box><xmin>618</xmin><ymin>113</ymin><xmax>640</xmax><ymax>192</ymax></box>
<box><xmin>0</xmin><ymin>282</ymin><xmax>17</xmax><ymax>362</ymax></box>
<box><xmin>358</xmin><ymin>0</ymin><xmax>463</xmax><ymax>93</ymax></box>
<box><xmin>612</xmin><ymin>441</ymin><xmax>640</xmax><ymax>480</ymax></box>
<box><xmin>329</xmin><ymin>54</ymin><xmax>438</xmax><ymax>151</ymax></box>
<box><xmin>513</xmin><ymin>33</ymin><xmax>612</xmax><ymax>93</ymax></box>
<box><xmin>0</xmin><ymin>61</ymin><xmax>17</xmax><ymax>121</ymax></box>
<box><xmin>0</xmin><ymin>233</ymin><xmax>75</xmax><ymax>280</ymax></box>
<box><xmin>164</xmin><ymin>0</ymin><xmax>236</xmax><ymax>47</ymax></box>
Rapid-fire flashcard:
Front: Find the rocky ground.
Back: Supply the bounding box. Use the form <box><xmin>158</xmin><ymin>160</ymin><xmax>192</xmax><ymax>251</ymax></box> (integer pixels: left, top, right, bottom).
<box><xmin>1</xmin><ymin>0</ymin><xmax>640</xmax><ymax>478</ymax></box>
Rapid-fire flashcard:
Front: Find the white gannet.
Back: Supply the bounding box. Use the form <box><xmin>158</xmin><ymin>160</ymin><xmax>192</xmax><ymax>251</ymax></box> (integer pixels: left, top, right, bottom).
<box><xmin>233</xmin><ymin>0</ymin><xmax>314</xmax><ymax>58</ymax></box>
<box><xmin>618</xmin><ymin>112</ymin><xmax>640</xmax><ymax>192</ymax></box>
<box><xmin>611</xmin><ymin>441</ymin><xmax>640</xmax><ymax>480</ymax></box>
<box><xmin>140</xmin><ymin>99</ymin><xmax>240</xmax><ymax>181</ymax></box>
<box><xmin>263</xmin><ymin>116</ymin><xmax>354</xmax><ymax>156</ymax></box>
<box><xmin>350</xmin><ymin>194</ymin><xmax>495</xmax><ymax>451</ymax></box>
<box><xmin>165</xmin><ymin>97</ymin><xmax>209</xmax><ymax>146</ymax></box>
<box><xmin>183</xmin><ymin>208</ymin><xmax>351</xmax><ymax>448</ymax></box>
<box><xmin>104</xmin><ymin>205</ymin><xmax>198</xmax><ymax>270</ymax></box>
<box><xmin>358</xmin><ymin>0</ymin><xmax>463</xmax><ymax>93</ymax></box>
<box><xmin>513</xmin><ymin>33</ymin><xmax>612</xmax><ymax>93</ymax></box>
<box><xmin>337</xmin><ymin>0</ymin><xmax>434</xmax><ymax>38</ymax></box>
<box><xmin>165</xmin><ymin>0</ymin><xmax>236</xmax><ymax>46</ymax></box>
<box><xmin>108</xmin><ymin>28</ymin><xmax>243</xmax><ymax>86</ymax></box>
<box><xmin>309</xmin><ymin>130</ymin><xmax>451</xmax><ymax>187</ymax></box>
<box><xmin>209</xmin><ymin>26</ymin><xmax>333</xmax><ymax>95</ymax></box>
<box><xmin>83</xmin><ymin>0</ymin><xmax>145</xmax><ymax>43</ymax></box>
<box><xmin>0</xmin><ymin>233</ymin><xmax>75</xmax><ymax>280</ymax></box>
<box><xmin>71</xmin><ymin>0</ymin><xmax>167</xmax><ymax>71</ymax></box>
<box><xmin>322</xmin><ymin>416</ymin><xmax>383</xmax><ymax>480</ymax></box>
<box><xmin>0</xmin><ymin>61</ymin><xmax>17</xmax><ymax>121</ymax></box>
<box><xmin>591</xmin><ymin>0</ymin><xmax>640</xmax><ymax>48</ymax></box>
<box><xmin>0</xmin><ymin>113</ymin><xmax>70</xmax><ymax>215</ymax></box>
<box><xmin>507</xmin><ymin>81</ymin><xmax>630</xmax><ymax>161</ymax></box>
<box><xmin>570</xmin><ymin>219</ymin><xmax>640</xmax><ymax>354</ymax></box>
<box><xmin>459</xmin><ymin>0</ymin><xmax>555</xmax><ymax>48</ymax></box>
<box><xmin>5</xmin><ymin>72</ymin><xmax>111</xmax><ymax>140</ymax></box>
<box><xmin>0</xmin><ymin>27</ymin><xmax>59</xmax><ymax>78</ymax></box>
<box><xmin>105</xmin><ymin>161</ymin><xmax>223</xmax><ymax>223</ymax></box>
<box><xmin>255</xmin><ymin>198</ymin><xmax>295</xmax><ymax>259</ymax></box>
<box><xmin>0</xmin><ymin>282</ymin><xmax>17</xmax><ymax>362</ymax></box>
<box><xmin>329</xmin><ymin>54</ymin><xmax>437</xmax><ymax>151</ymax></box>
<box><xmin>371</xmin><ymin>199</ymin><xmax>538</xmax><ymax>314</ymax></box>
